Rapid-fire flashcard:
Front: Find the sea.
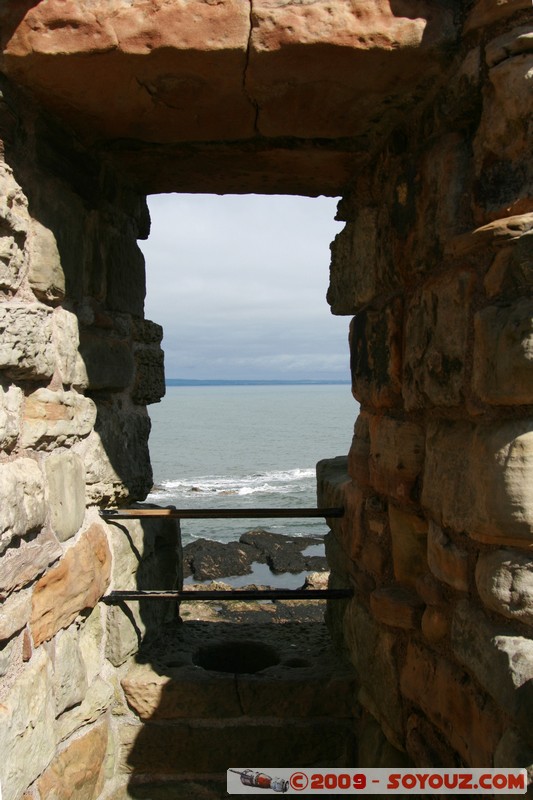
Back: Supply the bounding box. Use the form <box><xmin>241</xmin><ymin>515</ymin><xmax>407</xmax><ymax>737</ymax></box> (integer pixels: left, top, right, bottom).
<box><xmin>146</xmin><ymin>382</ymin><xmax>358</xmax><ymax>548</ymax></box>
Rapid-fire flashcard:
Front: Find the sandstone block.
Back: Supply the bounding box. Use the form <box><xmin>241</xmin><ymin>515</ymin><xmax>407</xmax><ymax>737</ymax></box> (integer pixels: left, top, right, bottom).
<box><xmin>0</xmin><ymin>458</ymin><xmax>45</xmax><ymax>554</ymax></box>
<box><xmin>486</xmin><ymin>25</ymin><xmax>533</xmax><ymax>68</ymax></box>
<box><xmin>132</xmin><ymin>345</ymin><xmax>165</xmax><ymax>405</ymax></box>
<box><xmin>422</xmin><ymin>419</ymin><xmax>533</xmax><ymax>547</ymax></box>
<box><xmin>45</xmin><ymin>450</ymin><xmax>86</xmax><ymax>541</ymax></box>
<box><xmin>0</xmin><ymin>649</ymin><xmax>56</xmax><ymax>800</ymax></box>
<box><xmin>21</xmin><ymin>387</ymin><xmax>96</xmax><ymax>450</ymax></box>
<box><xmin>465</xmin><ymin>0</ymin><xmax>533</xmax><ymax>32</ymax></box>
<box><xmin>121</xmin><ymin>663</ymin><xmax>241</xmax><ymax>721</ymax></box>
<box><xmin>0</xmin><ymin>527</ymin><xmax>61</xmax><ymax>596</ymax></box>
<box><xmin>350</xmin><ymin>300</ymin><xmax>403</xmax><ymax>408</ymax></box>
<box><xmin>388</xmin><ymin>507</ymin><xmax>428</xmax><ymax>588</ymax></box>
<box><xmin>0</xmin><ymin>636</ymin><xmax>18</xmax><ymax>679</ymax></box>
<box><xmin>421</xmin><ymin>606</ymin><xmax>450</xmax><ymax>644</ymax></box>
<box><xmin>403</xmin><ymin>271</ymin><xmax>475</xmax><ymax>408</ymax></box>
<box><xmin>28</xmin><ymin>218</ymin><xmax>65</xmax><ymax>302</ymax></box>
<box><xmin>452</xmin><ymin>600</ymin><xmax>533</xmax><ymax>730</ymax></box>
<box><xmin>368</xmin><ymin>416</ymin><xmax>425</xmax><ymax>503</ymax></box>
<box><xmin>473</xmin><ymin>299</ymin><xmax>533</xmax><ymax>405</ymax></box>
<box><xmin>370</xmin><ymin>585</ymin><xmax>424</xmax><ymax>630</ymax></box>
<box><xmin>484</xmin><ymin>235</ymin><xmax>533</xmax><ymax>298</ymax></box>
<box><xmin>0</xmin><ymin>165</ymin><xmax>27</xmax><ymax>291</ymax></box>
<box><xmin>52</xmin><ymin>308</ymin><xmax>87</xmax><ymax>387</ymax></box>
<box><xmin>474</xmin><ymin>56</ymin><xmax>533</xmax><ymax>171</ymax></box>
<box><xmin>0</xmin><ymin>589</ymin><xmax>31</xmax><ymax>642</ymax></box>
<box><xmin>348</xmin><ymin>412</ymin><xmax>370</xmax><ymax>488</ymax></box>
<box><xmin>78</xmin><ymin>606</ymin><xmax>104</xmax><ymax>685</ymax></box>
<box><xmin>105</xmin><ymin>508</ymin><xmax>181</xmax><ymax>665</ymax></box>
<box><xmin>82</xmin><ymin>405</ymin><xmax>152</xmax><ymax>504</ymax></box>
<box><xmin>37</xmin><ymin>721</ymin><xmax>108</xmax><ymax>800</ymax></box>
<box><xmin>56</xmin><ymin>677</ymin><xmax>113</xmax><ymax>743</ymax></box>
<box><xmin>0</xmin><ymin>303</ymin><xmax>54</xmax><ymax>380</ymax></box>
<box><xmin>31</xmin><ymin>522</ymin><xmax>112</xmax><ymax>646</ymax></box>
<box><xmin>54</xmin><ymin>626</ymin><xmax>88</xmax><ymax>716</ymax></box>
<box><xmin>316</xmin><ymin>455</ymin><xmax>350</xmax><ymax>540</ymax></box>
<box><xmin>78</xmin><ymin>330</ymin><xmax>135</xmax><ymax>391</ymax></box>
<box><xmin>427</xmin><ymin>521</ymin><xmax>469</xmax><ymax>592</ymax></box>
<box><xmin>476</xmin><ymin>549</ymin><xmax>533</xmax><ymax>626</ymax></box>
<box><xmin>0</xmin><ymin>382</ymin><xmax>22</xmax><ymax>450</ymax></box>
<box><xmin>327</xmin><ymin>207</ymin><xmax>382</xmax><ymax>314</ymax></box>
<box><xmin>400</xmin><ymin>641</ymin><xmax>502</xmax><ymax>766</ymax></box>
<box><xmin>343</xmin><ymin>600</ymin><xmax>403</xmax><ymax>748</ymax></box>
<box><xmin>447</xmin><ymin>213</ymin><xmax>533</xmax><ymax>256</ymax></box>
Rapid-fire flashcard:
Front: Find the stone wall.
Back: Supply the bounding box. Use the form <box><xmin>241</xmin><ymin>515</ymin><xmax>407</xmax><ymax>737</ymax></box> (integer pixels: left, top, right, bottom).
<box><xmin>321</xmin><ymin>0</ymin><xmax>533</xmax><ymax>776</ymax></box>
<box><xmin>0</xmin><ymin>78</ymin><xmax>181</xmax><ymax>800</ymax></box>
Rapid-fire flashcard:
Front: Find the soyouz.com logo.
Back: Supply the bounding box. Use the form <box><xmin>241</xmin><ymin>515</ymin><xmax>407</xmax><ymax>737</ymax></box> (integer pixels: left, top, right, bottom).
<box><xmin>227</xmin><ymin>768</ymin><xmax>528</xmax><ymax>794</ymax></box>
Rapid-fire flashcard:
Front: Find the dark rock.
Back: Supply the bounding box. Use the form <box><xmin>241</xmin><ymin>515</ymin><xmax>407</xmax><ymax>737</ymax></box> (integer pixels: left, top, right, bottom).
<box><xmin>183</xmin><ymin>529</ymin><xmax>327</xmax><ymax>581</ymax></box>
<box><xmin>182</xmin><ymin>539</ymin><xmax>262</xmax><ymax>581</ymax></box>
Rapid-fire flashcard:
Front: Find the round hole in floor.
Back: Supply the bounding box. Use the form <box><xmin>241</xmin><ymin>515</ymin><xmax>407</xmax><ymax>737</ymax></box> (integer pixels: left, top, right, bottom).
<box><xmin>193</xmin><ymin>640</ymin><xmax>280</xmax><ymax>674</ymax></box>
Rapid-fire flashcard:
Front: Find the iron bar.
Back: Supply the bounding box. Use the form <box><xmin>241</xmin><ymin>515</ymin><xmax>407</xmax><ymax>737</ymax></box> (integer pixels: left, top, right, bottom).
<box><xmin>100</xmin><ymin>507</ymin><xmax>344</xmax><ymax>520</ymax></box>
<box><xmin>102</xmin><ymin>588</ymin><xmax>352</xmax><ymax>602</ymax></box>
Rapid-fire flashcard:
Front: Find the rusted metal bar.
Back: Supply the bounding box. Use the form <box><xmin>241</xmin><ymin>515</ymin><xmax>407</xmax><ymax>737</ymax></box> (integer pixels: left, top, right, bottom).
<box><xmin>100</xmin><ymin>507</ymin><xmax>344</xmax><ymax>520</ymax></box>
<box><xmin>101</xmin><ymin>508</ymin><xmax>344</xmax><ymax>520</ymax></box>
<box><xmin>102</xmin><ymin>588</ymin><xmax>352</xmax><ymax>602</ymax></box>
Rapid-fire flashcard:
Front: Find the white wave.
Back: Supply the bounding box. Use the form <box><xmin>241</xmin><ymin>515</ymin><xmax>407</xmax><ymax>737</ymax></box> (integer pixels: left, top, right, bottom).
<box><xmin>148</xmin><ymin>467</ymin><xmax>315</xmax><ymax>500</ymax></box>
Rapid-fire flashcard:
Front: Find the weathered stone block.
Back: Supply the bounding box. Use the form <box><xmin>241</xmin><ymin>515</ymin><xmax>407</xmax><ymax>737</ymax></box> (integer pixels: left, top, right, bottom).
<box><xmin>0</xmin><ymin>458</ymin><xmax>45</xmax><ymax>554</ymax></box>
<box><xmin>421</xmin><ymin>606</ymin><xmax>450</xmax><ymax>644</ymax></box>
<box><xmin>45</xmin><ymin>450</ymin><xmax>86</xmax><ymax>541</ymax></box>
<box><xmin>0</xmin><ymin>303</ymin><xmax>54</xmax><ymax>380</ymax></box>
<box><xmin>316</xmin><ymin>455</ymin><xmax>350</xmax><ymax>541</ymax></box>
<box><xmin>327</xmin><ymin>207</ymin><xmax>383</xmax><ymax>314</ymax></box>
<box><xmin>349</xmin><ymin>299</ymin><xmax>403</xmax><ymax>408</ymax></box>
<box><xmin>21</xmin><ymin>388</ymin><xmax>96</xmax><ymax>450</ymax></box>
<box><xmin>53</xmin><ymin>308</ymin><xmax>87</xmax><ymax>387</ymax></box>
<box><xmin>82</xmin><ymin>405</ymin><xmax>152</xmax><ymax>504</ymax></box>
<box><xmin>465</xmin><ymin>0</ymin><xmax>533</xmax><ymax>32</ymax></box>
<box><xmin>427</xmin><ymin>521</ymin><xmax>469</xmax><ymax>592</ymax></box>
<box><xmin>0</xmin><ymin>164</ymin><xmax>27</xmax><ymax>291</ymax></box>
<box><xmin>0</xmin><ymin>382</ymin><xmax>22</xmax><ymax>450</ymax></box>
<box><xmin>105</xmin><ymin>508</ymin><xmax>181</xmax><ymax>665</ymax></box>
<box><xmin>56</xmin><ymin>677</ymin><xmax>113</xmax><ymax>743</ymax></box>
<box><xmin>403</xmin><ymin>271</ymin><xmax>475</xmax><ymax>409</ymax></box>
<box><xmin>348</xmin><ymin>412</ymin><xmax>370</xmax><ymax>487</ymax></box>
<box><xmin>484</xmin><ymin>234</ymin><xmax>533</xmax><ymax>298</ymax></box>
<box><xmin>388</xmin><ymin>506</ymin><xmax>428</xmax><ymax>588</ymax></box>
<box><xmin>400</xmin><ymin>641</ymin><xmax>503</xmax><ymax>766</ymax></box>
<box><xmin>37</xmin><ymin>721</ymin><xmax>108</xmax><ymax>800</ymax></box>
<box><xmin>78</xmin><ymin>330</ymin><xmax>135</xmax><ymax>391</ymax></box>
<box><xmin>0</xmin><ymin>649</ymin><xmax>56</xmax><ymax>800</ymax></box>
<box><xmin>28</xmin><ymin>218</ymin><xmax>65</xmax><ymax>302</ymax></box>
<box><xmin>422</xmin><ymin>419</ymin><xmax>533</xmax><ymax>547</ymax></box>
<box><xmin>451</xmin><ymin>600</ymin><xmax>533</xmax><ymax>730</ymax></box>
<box><xmin>358</xmin><ymin>713</ymin><xmax>411</xmax><ymax>768</ymax></box>
<box><xmin>0</xmin><ymin>588</ymin><xmax>31</xmax><ymax>642</ymax></box>
<box><xmin>447</xmin><ymin>213</ymin><xmax>533</xmax><ymax>257</ymax></box>
<box><xmin>368</xmin><ymin>415</ymin><xmax>425</xmax><ymax>502</ymax></box>
<box><xmin>474</xmin><ymin>55</ymin><xmax>533</xmax><ymax>176</ymax></box>
<box><xmin>54</xmin><ymin>626</ymin><xmax>88</xmax><ymax>716</ymax></box>
<box><xmin>486</xmin><ymin>25</ymin><xmax>533</xmax><ymax>69</ymax></box>
<box><xmin>476</xmin><ymin>549</ymin><xmax>533</xmax><ymax>626</ymax></box>
<box><xmin>473</xmin><ymin>299</ymin><xmax>533</xmax><ymax>405</ymax></box>
<box><xmin>344</xmin><ymin>600</ymin><xmax>403</xmax><ymax>748</ymax></box>
<box><xmin>370</xmin><ymin>585</ymin><xmax>424</xmax><ymax>630</ymax></box>
<box><xmin>31</xmin><ymin>522</ymin><xmax>112</xmax><ymax>646</ymax></box>
<box><xmin>0</xmin><ymin>527</ymin><xmax>61</xmax><ymax>596</ymax></box>
<box><xmin>78</xmin><ymin>606</ymin><xmax>105</xmax><ymax>684</ymax></box>
<box><xmin>132</xmin><ymin>345</ymin><xmax>165</xmax><ymax>405</ymax></box>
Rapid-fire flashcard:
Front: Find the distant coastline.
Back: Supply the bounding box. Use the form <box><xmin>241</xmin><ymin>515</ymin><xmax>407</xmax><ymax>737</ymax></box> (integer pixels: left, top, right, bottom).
<box><xmin>166</xmin><ymin>378</ymin><xmax>350</xmax><ymax>387</ymax></box>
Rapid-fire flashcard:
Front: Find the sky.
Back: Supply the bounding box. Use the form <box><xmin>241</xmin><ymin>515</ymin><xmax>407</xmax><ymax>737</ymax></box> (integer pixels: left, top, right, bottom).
<box><xmin>139</xmin><ymin>193</ymin><xmax>351</xmax><ymax>381</ymax></box>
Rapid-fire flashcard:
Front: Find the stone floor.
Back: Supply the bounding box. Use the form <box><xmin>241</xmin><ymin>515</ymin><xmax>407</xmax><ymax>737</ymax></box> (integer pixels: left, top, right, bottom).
<box><xmin>114</xmin><ymin>576</ymin><xmax>358</xmax><ymax>799</ymax></box>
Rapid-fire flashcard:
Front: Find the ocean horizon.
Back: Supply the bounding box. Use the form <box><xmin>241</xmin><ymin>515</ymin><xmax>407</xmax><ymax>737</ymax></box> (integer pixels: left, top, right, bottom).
<box><xmin>148</xmin><ymin>382</ymin><xmax>357</xmax><ymax>545</ymax></box>
<box><xmin>165</xmin><ymin>378</ymin><xmax>351</xmax><ymax>387</ymax></box>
